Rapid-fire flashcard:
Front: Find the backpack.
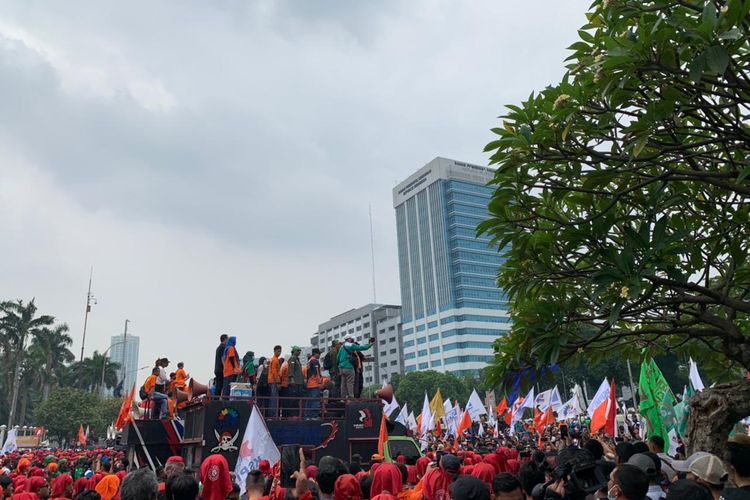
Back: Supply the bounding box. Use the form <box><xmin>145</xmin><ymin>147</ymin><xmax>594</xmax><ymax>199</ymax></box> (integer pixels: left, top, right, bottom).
<box><xmin>343</xmin><ymin>345</ymin><xmax>358</xmax><ymax>367</ymax></box>
<box><xmin>323</xmin><ymin>351</ymin><xmax>334</xmax><ymax>371</ymax></box>
<box><xmin>139</xmin><ymin>385</ymin><xmax>149</xmax><ymax>400</ymax></box>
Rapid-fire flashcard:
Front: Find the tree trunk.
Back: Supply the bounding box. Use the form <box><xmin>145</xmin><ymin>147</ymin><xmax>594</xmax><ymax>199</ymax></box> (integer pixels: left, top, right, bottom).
<box><xmin>6</xmin><ymin>342</ymin><xmax>24</xmax><ymax>428</ymax></box>
<box><xmin>18</xmin><ymin>392</ymin><xmax>27</xmax><ymax>425</ymax></box>
<box><xmin>43</xmin><ymin>353</ymin><xmax>52</xmax><ymax>401</ymax></box>
<box><xmin>686</xmin><ymin>379</ymin><xmax>750</xmax><ymax>463</ymax></box>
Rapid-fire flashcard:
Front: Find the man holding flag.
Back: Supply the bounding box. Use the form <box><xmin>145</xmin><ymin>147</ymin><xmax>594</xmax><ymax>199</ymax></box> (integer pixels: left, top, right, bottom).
<box><xmin>235</xmin><ymin>404</ymin><xmax>281</xmax><ymax>495</ymax></box>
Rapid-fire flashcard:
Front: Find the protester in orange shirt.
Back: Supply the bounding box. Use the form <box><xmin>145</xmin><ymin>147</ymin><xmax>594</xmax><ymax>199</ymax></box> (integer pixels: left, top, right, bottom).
<box><xmin>175</xmin><ymin>362</ymin><xmax>188</xmax><ymax>390</ymax></box>
<box><xmin>221</xmin><ymin>336</ymin><xmax>241</xmax><ymax>397</ymax></box>
<box><xmin>268</xmin><ymin>345</ymin><xmax>282</xmax><ymax>417</ymax></box>
<box><xmin>142</xmin><ymin>368</ymin><xmax>159</xmax><ymax>419</ymax></box>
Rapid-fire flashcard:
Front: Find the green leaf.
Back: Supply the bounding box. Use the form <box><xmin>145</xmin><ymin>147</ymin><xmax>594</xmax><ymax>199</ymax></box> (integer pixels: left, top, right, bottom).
<box><xmin>689</xmin><ymin>53</ymin><xmax>706</xmax><ymax>83</ymax></box>
<box><xmin>704</xmin><ymin>46</ymin><xmax>730</xmax><ymax>74</ymax></box>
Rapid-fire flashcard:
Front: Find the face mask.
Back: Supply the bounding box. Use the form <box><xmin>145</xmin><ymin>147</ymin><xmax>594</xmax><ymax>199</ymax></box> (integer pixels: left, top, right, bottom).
<box><xmin>607</xmin><ymin>486</ymin><xmax>619</xmax><ymax>500</ymax></box>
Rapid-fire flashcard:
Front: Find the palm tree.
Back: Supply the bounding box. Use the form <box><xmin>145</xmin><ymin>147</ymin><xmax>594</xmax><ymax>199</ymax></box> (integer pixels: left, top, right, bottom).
<box><xmin>0</xmin><ymin>299</ymin><xmax>55</xmax><ymax>428</ymax></box>
<box><xmin>70</xmin><ymin>351</ymin><xmax>121</xmax><ymax>394</ymax></box>
<box><xmin>30</xmin><ymin>324</ymin><xmax>75</xmax><ymax>401</ymax></box>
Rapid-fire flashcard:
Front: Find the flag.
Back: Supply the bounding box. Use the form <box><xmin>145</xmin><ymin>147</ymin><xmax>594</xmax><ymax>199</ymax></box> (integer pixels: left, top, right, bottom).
<box><xmin>396</xmin><ymin>403</ymin><xmax>409</xmax><ymax>426</ymax></box>
<box><xmin>235</xmin><ymin>405</ymin><xmax>281</xmax><ymax>495</ymax></box>
<box><xmin>443</xmin><ymin>398</ymin><xmax>453</xmax><ymax>415</ymax></box>
<box><xmin>466</xmin><ymin>389</ymin><xmax>488</xmax><ymax>421</ymax></box>
<box><xmin>457</xmin><ymin>410</ymin><xmax>472</xmax><ymax>436</ymax></box>
<box><xmin>639</xmin><ymin>358</ymin><xmax>678</xmax><ymax>454</ymax></box>
<box><xmin>477</xmin><ymin>421</ymin><xmax>485</xmax><ymax>437</ymax></box>
<box><xmin>430</xmin><ymin>390</ymin><xmax>446</xmax><ymax>420</ymax></box>
<box><xmin>557</xmin><ymin>393</ymin><xmax>582</xmax><ymax>421</ymax></box>
<box><xmin>591</xmin><ymin>380</ymin><xmax>616</xmax><ymax>435</ymax></box>
<box><xmin>496</xmin><ymin>397</ymin><xmax>508</xmax><ymax>416</ymax></box>
<box><xmin>534</xmin><ymin>389</ymin><xmax>555</xmax><ymax>411</ymax></box>
<box><xmin>115</xmin><ymin>384</ymin><xmax>136</xmax><ymax>431</ymax></box>
<box><xmin>378</xmin><ymin>412</ymin><xmax>388</xmax><ymax>456</ymax></box>
<box><xmin>1</xmin><ymin>428</ymin><xmax>17</xmax><ymax>455</ymax></box>
<box><xmin>420</xmin><ymin>393</ymin><xmax>433</xmax><ymax>435</ymax></box>
<box><xmin>674</xmin><ymin>385</ymin><xmax>693</xmax><ymax>437</ymax></box>
<box><xmin>573</xmin><ymin>383</ymin><xmax>588</xmax><ymax>411</ymax></box>
<box><xmin>78</xmin><ymin>424</ymin><xmax>87</xmax><ymax>446</ymax></box>
<box><xmin>549</xmin><ymin>386</ymin><xmax>563</xmax><ymax>411</ymax></box>
<box><xmin>689</xmin><ymin>358</ymin><xmax>705</xmax><ymax>392</ymax></box>
<box><xmin>445</xmin><ymin>404</ymin><xmax>460</xmax><ymax>436</ymax></box>
<box><xmin>533</xmin><ymin>408</ymin><xmax>544</xmax><ymax>430</ymax></box>
<box><xmin>382</xmin><ymin>388</ymin><xmax>400</xmax><ymax>418</ymax></box>
<box><xmin>407</xmin><ymin>411</ymin><xmax>418</xmax><ymax>433</ymax></box>
<box><xmin>587</xmin><ymin>379</ymin><xmax>610</xmax><ymax>419</ymax></box>
<box><xmin>511</xmin><ymin>387</ymin><xmax>534</xmax><ymax>424</ymax></box>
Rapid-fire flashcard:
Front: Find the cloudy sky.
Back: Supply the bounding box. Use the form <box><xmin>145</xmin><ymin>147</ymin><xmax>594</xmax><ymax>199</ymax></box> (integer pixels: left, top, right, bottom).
<box><xmin>0</xmin><ymin>0</ymin><xmax>590</xmax><ymax>382</ymax></box>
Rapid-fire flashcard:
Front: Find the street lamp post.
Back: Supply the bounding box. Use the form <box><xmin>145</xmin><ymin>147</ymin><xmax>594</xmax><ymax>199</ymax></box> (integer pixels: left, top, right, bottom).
<box><xmin>100</xmin><ymin>320</ymin><xmax>132</xmax><ymax>397</ymax></box>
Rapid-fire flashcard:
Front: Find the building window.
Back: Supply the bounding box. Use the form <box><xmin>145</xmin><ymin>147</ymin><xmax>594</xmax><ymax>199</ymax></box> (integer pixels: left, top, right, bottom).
<box><xmin>428</xmin><ymin>321</ymin><xmax>438</xmax><ymax>328</ymax></box>
<box><xmin>418</xmin><ymin>349</ymin><xmax>428</xmax><ymax>356</ymax></box>
<box><xmin>380</xmin><ymin>351</ymin><xmax>387</xmax><ymax>357</ymax></box>
<box><xmin>380</xmin><ymin>329</ymin><xmax>386</xmax><ymax>334</ymax></box>
<box><xmin>419</xmin><ymin>362</ymin><xmax>429</xmax><ymax>370</ymax></box>
<box><xmin>380</xmin><ymin>363</ymin><xmax>387</xmax><ymax>368</ymax></box>
<box><xmin>390</xmin><ymin>349</ymin><xmax>397</xmax><ymax>354</ymax></box>
<box><xmin>430</xmin><ymin>347</ymin><xmax>440</xmax><ymax>354</ymax></box>
<box><xmin>388</xmin><ymin>326</ymin><xmax>396</xmax><ymax>331</ymax></box>
<box><xmin>390</xmin><ymin>360</ymin><xmax>398</xmax><ymax>366</ymax></box>
<box><xmin>379</xmin><ymin>340</ymin><xmax>386</xmax><ymax>345</ymax></box>
<box><xmin>363</xmin><ymin>322</ymin><xmax>370</xmax><ymax>328</ymax></box>
<box><xmin>432</xmin><ymin>360</ymin><xmax>442</xmax><ymax>367</ymax></box>
<box><xmin>417</xmin><ymin>337</ymin><xmax>427</xmax><ymax>345</ymax></box>
<box><xmin>403</xmin><ymin>340</ymin><xmax>414</xmax><ymax>348</ymax></box>
<box><xmin>356</xmin><ymin>326</ymin><xmax>362</xmax><ymax>331</ymax></box>
<box><xmin>416</xmin><ymin>325</ymin><xmax>425</xmax><ymax>332</ymax></box>
<box><xmin>389</xmin><ymin>337</ymin><xmax>396</xmax><ymax>343</ymax></box>
<box><xmin>404</xmin><ymin>353</ymin><xmax>416</xmax><ymax>360</ymax></box>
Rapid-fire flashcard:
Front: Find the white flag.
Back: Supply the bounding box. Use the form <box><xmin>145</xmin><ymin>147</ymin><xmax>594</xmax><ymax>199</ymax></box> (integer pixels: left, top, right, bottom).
<box><xmin>477</xmin><ymin>422</ymin><xmax>485</xmax><ymax>437</ymax></box>
<box><xmin>235</xmin><ymin>405</ymin><xmax>281</xmax><ymax>495</ymax></box>
<box><xmin>420</xmin><ymin>393</ymin><xmax>433</xmax><ymax>435</ymax></box>
<box><xmin>407</xmin><ymin>411</ymin><xmax>418</xmax><ymax>433</ymax></box>
<box><xmin>534</xmin><ymin>389</ymin><xmax>554</xmax><ymax>411</ymax></box>
<box><xmin>587</xmin><ymin>378</ymin><xmax>610</xmax><ymax>419</ymax></box>
<box><xmin>444</xmin><ymin>404</ymin><xmax>460</xmax><ymax>435</ymax></box>
<box><xmin>549</xmin><ymin>386</ymin><xmax>563</xmax><ymax>411</ymax></box>
<box><xmin>1</xmin><ymin>429</ymin><xmax>17</xmax><ymax>456</ymax></box>
<box><xmin>383</xmin><ymin>392</ymin><xmax>400</xmax><ymax>418</ymax></box>
<box><xmin>557</xmin><ymin>394</ymin><xmax>582</xmax><ymax>421</ymax></box>
<box><xmin>443</xmin><ymin>398</ymin><xmax>453</xmax><ymax>415</ymax></box>
<box><xmin>512</xmin><ymin>387</ymin><xmax>535</xmax><ymax>424</ymax></box>
<box><xmin>573</xmin><ymin>384</ymin><xmax>588</xmax><ymax>411</ymax></box>
<box><xmin>466</xmin><ymin>389</ymin><xmax>488</xmax><ymax>421</ymax></box>
<box><xmin>689</xmin><ymin>358</ymin><xmax>705</xmax><ymax>392</ymax></box>
<box><xmin>395</xmin><ymin>403</ymin><xmax>409</xmax><ymax>426</ymax></box>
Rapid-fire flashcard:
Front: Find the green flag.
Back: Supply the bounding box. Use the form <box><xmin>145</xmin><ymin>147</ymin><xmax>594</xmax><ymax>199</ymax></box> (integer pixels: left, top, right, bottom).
<box><xmin>638</xmin><ymin>358</ymin><xmax>677</xmax><ymax>452</ymax></box>
<box><xmin>673</xmin><ymin>384</ymin><xmax>693</xmax><ymax>438</ymax></box>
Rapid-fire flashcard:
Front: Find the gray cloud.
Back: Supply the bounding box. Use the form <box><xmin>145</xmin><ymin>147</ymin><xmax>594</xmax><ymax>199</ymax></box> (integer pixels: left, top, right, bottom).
<box><xmin>0</xmin><ymin>0</ymin><xmax>589</xmax><ymax>380</ymax></box>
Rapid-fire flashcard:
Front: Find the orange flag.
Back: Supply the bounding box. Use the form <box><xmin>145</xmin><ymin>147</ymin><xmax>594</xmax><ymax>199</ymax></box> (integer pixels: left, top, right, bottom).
<box><xmin>78</xmin><ymin>424</ymin><xmax>87</xmax><ymax>446</ymax></box>
<box><xmin>533</xmin><ymin>408</ymin><xmax>544</xmax><ymax>430</ymax></box>
<box><xmin>543</xmin><ymin>406</ymin><xmax>556</xmax><ymax>426</ymax></box>
<box><xmin>496</xmin><ymin>397</ymin><xmax>508</xmax><ymax>417</ymax></box>
<box><xmin>457</xmin><ymin>410</ymin><xmax>472</xmax><ymax>436</ymax></box>
<box><xmin>115</xmin><ymin>384</ymin><xmax>136</xmax><ymax>431</ymax></box>
<box><xmin>435</xmin><ymin>418</ymin><xmax>443</xmax><ymax>438</ymax></box>
<box><xmin>377</xmin><ymin>412</ymin><xmax>388</xmax><ymax>456</ymax></box>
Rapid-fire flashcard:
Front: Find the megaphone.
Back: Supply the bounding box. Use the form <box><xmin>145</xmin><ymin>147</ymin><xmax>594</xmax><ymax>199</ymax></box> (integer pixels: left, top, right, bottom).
<box><xmin>188</xmin><ymin>379</ymin><xmax>209</xmax><ymax>400</ymax></box>
<box><xmin>174</xmin><ymin>389</ymin><xmax>189</xmax><ymax>404</ymax></box>
<box><xmin>375</xmin><ymin>384</ymin><xmax>394</xmax><ymax>404</ymax></box>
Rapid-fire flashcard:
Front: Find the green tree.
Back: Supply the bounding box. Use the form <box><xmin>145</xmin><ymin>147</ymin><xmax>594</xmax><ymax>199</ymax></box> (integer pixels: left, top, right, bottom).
<box><xmin>394</xmin><ymin>371</ymin><xmax>470</xmax><ymax>415</ymax></box>
<box><xmin>0</xmin><ymin>299</ymin><xmax>55</xmax><ymax>427</ymax></box>
<box><xmin>35</xmin><ymin>386</ymin><xmax>122</xmax><ymax>444</ymax></box>
<box><xmin>30</xmin><ymin>324</ymin><xmax>75</xmax><ymax>401</ymax></box>
<box><xmin>70</xmin><ymin>351</ymin><xmax>121</xmax><ymax>394</ymax></box>
<box><xmin>479</xmin><ymin>0</ymin><xmax>750</xmax><ymax>457</ymax></box>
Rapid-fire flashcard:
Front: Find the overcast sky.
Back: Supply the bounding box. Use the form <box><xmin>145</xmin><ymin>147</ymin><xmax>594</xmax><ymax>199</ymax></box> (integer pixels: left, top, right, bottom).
<box><xmin>0</xmin><ymin>0</ymin><xmax>590</xmax><ymax>383</ymax></box>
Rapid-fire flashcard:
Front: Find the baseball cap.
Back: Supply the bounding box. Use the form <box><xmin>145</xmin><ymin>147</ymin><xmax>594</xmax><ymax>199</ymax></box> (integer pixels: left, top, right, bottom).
<box><xmin>440</xmin><ymin>454</ymin><xmax>461</xmax><ymax>475</ymax></box>
<box><xmin>291</xmin><ymin>346</ymin><xmax>301</xmax><ymax>352</ymax></box>
<box><xmin>450</xmin><ymin>476</ymin><xmax>490</xmax><ymax>500</ymax></box>
<box><xmin>627</xmin><ymin>453</ymin><xmax>658</xmax><ymax>480</ymax></box>
<box><xmin>688</xmin><ymin>454</ymin><xmax>728</xmax><ymax>485</ymax></box>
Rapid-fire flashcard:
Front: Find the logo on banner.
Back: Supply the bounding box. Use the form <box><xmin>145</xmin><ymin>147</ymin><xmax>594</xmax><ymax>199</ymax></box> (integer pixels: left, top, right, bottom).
<box><xmin>353</xmin><ymin>408</ymin><xmax>373</xmax><ymax>430</ymax></box>
<box><xmin>211</xmin><ymin>407</ymin><xmax>240</xmax><ymax>453</ymax></box>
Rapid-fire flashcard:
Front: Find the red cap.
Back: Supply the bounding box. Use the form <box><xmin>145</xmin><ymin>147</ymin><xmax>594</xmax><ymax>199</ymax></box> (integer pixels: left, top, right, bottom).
<box><xmin>166</xmin><ymin>456</ymin><xmax>184</xmax><ymax>464</ymax></box>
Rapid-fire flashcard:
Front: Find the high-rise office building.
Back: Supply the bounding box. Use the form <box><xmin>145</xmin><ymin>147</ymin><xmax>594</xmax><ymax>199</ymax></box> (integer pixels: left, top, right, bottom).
<box><xmin>109</xmin><ymin>334</ymin><xmax>140</xmax><ymax>394</ymax></box>
<box><xmin>393</xmin><ymin>157</ymin><xmax>510</xmax><ymax>376</ymax></box>
<box><xmin>310</xmin><ymin>304</ymin><xmax>402</xmax><ymax>386</ymax></box>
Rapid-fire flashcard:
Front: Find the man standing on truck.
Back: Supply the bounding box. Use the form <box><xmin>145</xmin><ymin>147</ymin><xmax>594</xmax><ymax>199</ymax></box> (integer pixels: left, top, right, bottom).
<box><xmin>287</xmin><ymin>346</ymin><xmax>304</xmax><ymax>415</ymax></box>
<box><xmin>323</xmin><ymin>340</ymin><xmax>340</xmax><ymax>396</ymax></box>
<box><xmin>306</xmin><ymin>348</ymin><xmax>323</xmax><ymax>417</ymax></box>
<box><xmin>337</xmin><ymin>336</ymin><xmax>374</xmax><ymax>398</ymax></box>
<box><xmin>214</xmin><ymin>334</ymin><xmax>228</xmax><ymax>396</ymax></box>
<box><xmin>268</xmin><ymin>345</ymin><xmax>282</xmax><ymax>417</ymax></box>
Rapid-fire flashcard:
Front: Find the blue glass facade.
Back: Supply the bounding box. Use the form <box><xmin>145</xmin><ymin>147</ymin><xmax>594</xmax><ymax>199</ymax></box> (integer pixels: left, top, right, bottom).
<box><xmin>394</xmin><ymin>158</ymin><xmax>511</xmax><ymax>375</ymax></box>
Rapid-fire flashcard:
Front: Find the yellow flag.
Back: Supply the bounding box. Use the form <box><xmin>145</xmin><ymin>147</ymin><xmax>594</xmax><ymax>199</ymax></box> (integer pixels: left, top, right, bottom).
<box><xmin>429</xmin><ymin>389</ymin><xmax>446</xmax><ymax>419</ymax></box>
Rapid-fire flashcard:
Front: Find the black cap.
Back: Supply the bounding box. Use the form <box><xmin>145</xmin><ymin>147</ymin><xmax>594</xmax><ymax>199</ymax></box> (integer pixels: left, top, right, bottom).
<box><xmin>440</xmin><ymin>454</ymin><xmax>461</xmax><ymax>475</ymax></box>
<box><xmin>450</xmin><ymin>476</ymin><xmax>490</xmax><ymax>500</ymax></box>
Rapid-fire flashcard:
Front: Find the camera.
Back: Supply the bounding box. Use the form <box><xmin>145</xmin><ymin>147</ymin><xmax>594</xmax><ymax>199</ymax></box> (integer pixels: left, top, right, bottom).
<box><xmin>533</xmin><ymin>449</ymin><xmax>607</xmax><ymax>499</ymax></box>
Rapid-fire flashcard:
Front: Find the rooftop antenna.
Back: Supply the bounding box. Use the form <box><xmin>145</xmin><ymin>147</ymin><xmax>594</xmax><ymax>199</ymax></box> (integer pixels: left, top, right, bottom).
<box><xmin>79</xmin><ymin>266</ymin><xmax>96</xmax><ymax>362</ymax></box>
<box><xmin>369</xmin><ymin>203</ymin><xmax>377</xmax><ymax>303</ymax></box>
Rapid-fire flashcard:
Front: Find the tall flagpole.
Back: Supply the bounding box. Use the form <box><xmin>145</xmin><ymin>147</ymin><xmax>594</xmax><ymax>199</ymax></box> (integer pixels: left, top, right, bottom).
<box><xmin>79</xmin><ymin>267</ymin><xmax>95</xmax><ymax>362</ymax></box>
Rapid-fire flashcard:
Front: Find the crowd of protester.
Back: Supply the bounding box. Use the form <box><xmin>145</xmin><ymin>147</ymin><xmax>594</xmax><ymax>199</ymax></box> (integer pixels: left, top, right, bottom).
<box><xmin>1</xmin><ymin>425</ymin><xmax>748</xmax><ymax>500</ymax></box>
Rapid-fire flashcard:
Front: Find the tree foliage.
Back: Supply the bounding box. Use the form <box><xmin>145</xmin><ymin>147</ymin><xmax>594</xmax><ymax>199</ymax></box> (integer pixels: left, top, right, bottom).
<box><xmin>480</xmin><ymin>0</ymin><xmax>750</xmax><ymax>385</ymax></box>
<box><xmin>394</xmin><ymin>371</ymin><xmax>474</xmax><ymax>414</ymax></box>
<box><xmin>35</xmin><ymin>387</ymin><xmax>122</xmax><ymax>444</ymax></box>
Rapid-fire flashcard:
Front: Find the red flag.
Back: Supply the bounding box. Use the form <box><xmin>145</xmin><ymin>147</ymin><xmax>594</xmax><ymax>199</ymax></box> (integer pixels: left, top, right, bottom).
<box><xmin>457</xmin><ymin>410</ymin><xmax>472</xmax><ymax>436</ymax></box>
<box><xmin>604</xmin><ymin>380</ymin><xmax>616</xmax><ymax>436</ymax></box>
<box><xmin>591</xmin><ymin>379</ymin><xmax>617</xmax><ymax>435</ymax></box>
<box><xmin>78</xmin><ymin>424</ymin><xmax>87</xmax><ymax>446</ymax></box>
<box><xmin>543</xmin><ymin>406</ymin><xmax>555</xmax><ymax>426</ymax></box>
<box><xmin>496</xmin><ymin>397</ymin><xmax>508</xmax><ymax>416</ymax></box>
<box><xmin>377</xmin><ymin>412</ymin><xmax>388</xmax><ymax>456</ymax></box>
<box><xmin>533</xmin><ymin>408</ymin><xmax>544</xmax><ymax>430</ymax></box>
<box><xmin>115</xmin><ymin>384</ymin><xmax>136</xmax><ymax>431</ymax></box>
<box><xmin>435</xmin><ymin>418</ymin><xmax>443</xmax><ymax>438</ymax></box>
